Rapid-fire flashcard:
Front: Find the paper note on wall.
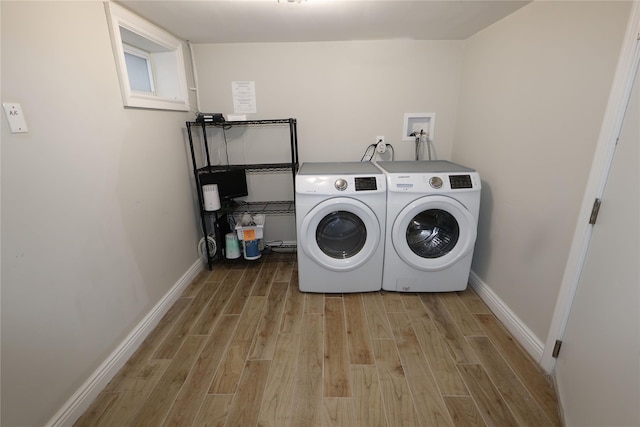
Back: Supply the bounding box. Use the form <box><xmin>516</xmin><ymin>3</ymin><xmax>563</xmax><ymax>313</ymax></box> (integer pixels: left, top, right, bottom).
<box><xmin>232</xmin><ymin>81</ymin><xmax>257</xmax><ymax>114</ymax></box>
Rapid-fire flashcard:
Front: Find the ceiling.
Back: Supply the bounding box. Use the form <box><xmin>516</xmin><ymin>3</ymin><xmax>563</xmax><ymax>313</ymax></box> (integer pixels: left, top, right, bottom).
<box><xmin>118</xmin><ymin>0</ymin><xmax>531</xmax><ymax>43</ymax></box>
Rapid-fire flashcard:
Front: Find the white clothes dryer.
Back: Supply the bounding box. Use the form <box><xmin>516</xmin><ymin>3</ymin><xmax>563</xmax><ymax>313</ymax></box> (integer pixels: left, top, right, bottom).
<box><xmin>376</xmin><ymin>161</ymin><xmax>481</xmax><ymax>292</ymax></box>
<box><xmin>295</xmin><ymin>162</ymin><xmax>386</xmax><ymax>293</ymax></box>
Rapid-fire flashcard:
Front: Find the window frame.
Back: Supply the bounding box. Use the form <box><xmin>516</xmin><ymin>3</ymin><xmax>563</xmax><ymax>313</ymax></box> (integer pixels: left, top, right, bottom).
<box><xmin>104</xmin><ymin>1</ymin><xmax>190</xmax><ymax>111</ymax></box>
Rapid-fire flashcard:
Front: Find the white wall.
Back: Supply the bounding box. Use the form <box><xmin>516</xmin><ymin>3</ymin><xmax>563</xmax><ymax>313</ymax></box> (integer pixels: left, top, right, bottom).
<box><xmin>1</xmin><ymin>2</ymin><xmax>200</xmax><ymax>425</ymax></box>
<box><xmin>453</xmin><ymin>1</ymin><xmax>630</xmax><ymax>342</ymax></box>
<box><xmin>193</xmin><ymin>41</ymin><xmax>464</xmax><ymax>163</ymax></box>
<box><xmin>192</xmin><ymin>40</ymin><xmax>464</xmax><ymax>241</ymax></box>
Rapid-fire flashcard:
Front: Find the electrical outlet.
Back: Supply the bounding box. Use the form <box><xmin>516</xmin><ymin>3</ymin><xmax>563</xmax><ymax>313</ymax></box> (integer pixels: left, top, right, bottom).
<box><xmin>376</xmin><ymin>135</ymin><xmax>385</xmax><ymax>144</ymax></box>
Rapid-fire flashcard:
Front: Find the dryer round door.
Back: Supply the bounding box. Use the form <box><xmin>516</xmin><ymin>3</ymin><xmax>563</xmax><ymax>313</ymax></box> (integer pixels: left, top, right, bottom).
<box><xmin>300</xmin><ymin>197</ymin><xmax>381</xmax><ymax>272</ymax></box>
<box><xmin>391</xmin><ymin>195</ymin><xmax>477</xmax><ymax>271</ymax></box>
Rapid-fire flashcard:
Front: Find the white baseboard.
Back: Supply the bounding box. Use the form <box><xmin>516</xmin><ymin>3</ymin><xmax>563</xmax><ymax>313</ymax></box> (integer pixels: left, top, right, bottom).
<box><xmin>46</xmin><ymin>259</ymin><xmax>204</xmax><ymax>427</ymax></box>
<box><xmin>468</xmin><ymin>270</ymin><xmax>545</xmax><ymax>364</ymax></box>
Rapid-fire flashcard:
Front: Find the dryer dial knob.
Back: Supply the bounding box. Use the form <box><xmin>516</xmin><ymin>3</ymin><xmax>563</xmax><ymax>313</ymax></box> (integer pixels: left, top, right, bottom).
<box><xmin>335</xmin><ymin>179</ymin><xmax>348</xmax><ymax>191</ymax></box>
<box><xmin>429</xmin><ymin>176</ymin><xmax>443</xmax><ymax>189</ymax></box>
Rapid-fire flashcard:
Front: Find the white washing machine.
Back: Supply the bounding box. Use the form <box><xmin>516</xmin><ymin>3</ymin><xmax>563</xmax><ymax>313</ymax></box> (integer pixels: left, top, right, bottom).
<box><xmin>295</xmin><ymin>162</ymin><xmax>386</xmax><ymax>293</ymax></box>
<box><xmin>376</xmin><ymin>161</ymin><xmax>481</xmax><ymax>292</ymax></box>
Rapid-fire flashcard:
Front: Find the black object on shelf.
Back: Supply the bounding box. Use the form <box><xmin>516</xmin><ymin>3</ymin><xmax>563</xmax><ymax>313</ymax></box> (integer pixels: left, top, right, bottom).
<box><xmin>196</xmin><ymin>113</ymin><xmax>225</xmax><ymax>124</ymax></box>
<box><xmin>199</xmin><ymin>169</ymin><xmax>249</xmax><ymax>201</ymax></box>
<box><xmin>186</xmin><ymin>118</ymin><xmax>299</xmax><ymax>270</ymax></box>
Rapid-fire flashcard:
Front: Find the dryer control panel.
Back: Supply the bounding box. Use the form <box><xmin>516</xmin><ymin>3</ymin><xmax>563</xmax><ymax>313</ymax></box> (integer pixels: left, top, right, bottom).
<box><xmin>355</xmin><ymin>177</ymin><xmax>378</xmax><ymax>191</ymax></box>
<box><xmin>296</xmin><ymin>174</ymin><xmax>386</xmax><ymax>195</ymax></box>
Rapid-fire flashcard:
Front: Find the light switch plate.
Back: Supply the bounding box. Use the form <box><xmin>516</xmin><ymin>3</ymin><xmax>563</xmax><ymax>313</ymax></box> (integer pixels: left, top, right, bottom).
<box><xmin>3</xmin><ymin>103</ymin><xmax>28</xmax><ymax>133</ymax></box>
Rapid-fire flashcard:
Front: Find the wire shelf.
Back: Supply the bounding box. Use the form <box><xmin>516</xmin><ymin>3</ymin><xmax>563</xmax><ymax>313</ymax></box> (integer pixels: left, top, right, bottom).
<box><xmin>197</xmin><ymin>163</ymin><xmax>296</xmax><ymax>174</ymax></box>
<box><xmin>217</xmin><ymin>200</ymin><xmax>295</xmax><ymax>216</ymax></box>
<box><xmin>188</xmin><ymin>118</ymin><xmax>294</xmax><ymax>127</ymax></box>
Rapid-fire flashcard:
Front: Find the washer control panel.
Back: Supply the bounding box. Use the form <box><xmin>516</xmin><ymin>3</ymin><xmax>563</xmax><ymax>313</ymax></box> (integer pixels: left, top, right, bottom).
<box><xmin>387</xmin><ymin>172</ymin><xmax>480</xmax><ymax>193</ymax></box>
<box><xmin>449</xmin><ymin>174</ymin><xmax>473</xmax><ymax>189</ymax></box>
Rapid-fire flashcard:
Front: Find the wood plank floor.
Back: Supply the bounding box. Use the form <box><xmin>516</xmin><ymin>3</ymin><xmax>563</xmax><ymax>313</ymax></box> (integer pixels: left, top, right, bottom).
<box><xmin>75</xmin><ymin>253</ymin><xmax>563</xmax><ymax>427</ymax></box>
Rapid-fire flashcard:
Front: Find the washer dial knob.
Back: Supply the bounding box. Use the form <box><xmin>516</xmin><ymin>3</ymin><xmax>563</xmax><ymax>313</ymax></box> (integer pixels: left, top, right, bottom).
<box><xmin>335</xmin><ymin>178</ymin><xmax>348</xmax><ymax>191</ymax></box>
<box><xmin>429</xmin><ymin>176</ymin><xmax>443</xmax><ymax>189</ymax></box>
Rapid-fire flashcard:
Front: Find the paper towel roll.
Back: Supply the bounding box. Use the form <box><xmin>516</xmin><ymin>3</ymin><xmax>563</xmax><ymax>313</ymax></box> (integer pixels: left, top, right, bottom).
<box><xmin>203</xmin><ymin>184</ymin><xmax>221</xmax><ymax>211</ymax></box>
<box><xmin>225</xmin><ymin>233</ymin><xmax>241</xmax><ymax>259</ymax></box>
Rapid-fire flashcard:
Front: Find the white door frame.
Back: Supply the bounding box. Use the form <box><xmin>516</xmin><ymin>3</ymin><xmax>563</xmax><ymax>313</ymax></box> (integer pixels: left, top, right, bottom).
<box><xmin>541</xmin><ymin>1</ymin><xmax>640</xmax><ymax>373</ymax></box>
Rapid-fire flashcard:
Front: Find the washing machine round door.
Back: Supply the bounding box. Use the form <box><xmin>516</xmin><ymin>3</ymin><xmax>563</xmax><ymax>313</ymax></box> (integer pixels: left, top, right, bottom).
<box><xmin>392</xmin><ymin>195</ymin><xmax>477</xmax><ymax>271</ymax></box>
<box><xmin>300</xmin><ymin>197</ymin><xmax>381</xmax><ymax>272</ymax></box>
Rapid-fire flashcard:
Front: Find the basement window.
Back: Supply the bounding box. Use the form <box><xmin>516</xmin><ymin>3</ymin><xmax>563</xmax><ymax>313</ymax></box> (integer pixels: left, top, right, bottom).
<box><xmin>123</xmin><ymin>43</ymin><xmax>154</xmax><ymax>93</ymax></box>
<box><xmin>105</xmin><ymin>2</ymin><xmax>190</xmax><ymax>111</ymax></box>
